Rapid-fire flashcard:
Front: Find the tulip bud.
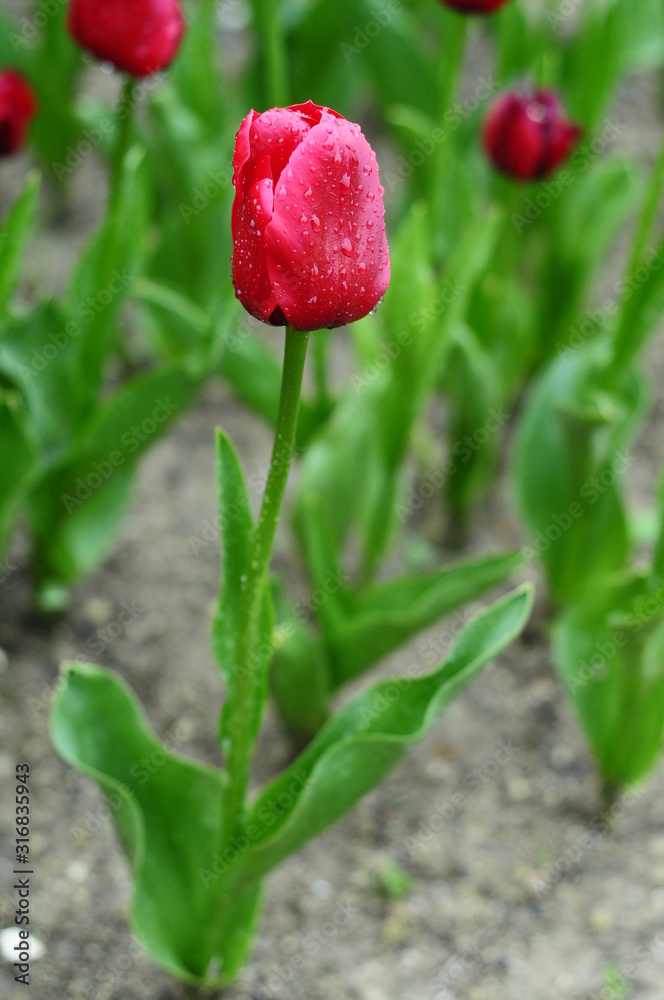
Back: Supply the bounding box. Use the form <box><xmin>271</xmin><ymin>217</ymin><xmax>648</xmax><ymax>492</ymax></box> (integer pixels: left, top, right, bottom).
<box><xmin>231</xmin><ymin>101</ymin><xmax>390</xmax><ymax>332</ymax></box>
<box><xmin>67</xmin><ymin>0</ymin><xmax>185</xmax><ymax>78</ymax></box>
<box><xmin>482</xmin><ymin>89</ymin><xmax>582</xmax><ymax>181</ymax></box>
<box><xmin>0</xmin><ymin>71</ymin><xmax>38</xmax><ymax>157</ymax></box>
<box><xmin>439</xmin><ymin>0</ymin><xmax>513</xmax><ymax>13</ymax></box>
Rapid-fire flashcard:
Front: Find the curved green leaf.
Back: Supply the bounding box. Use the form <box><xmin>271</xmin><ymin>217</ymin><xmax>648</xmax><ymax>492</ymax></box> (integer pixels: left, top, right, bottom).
<box><xmin>51</xmin><ymin>662</ymin><xmax>260</xmax><ymax>985</ymax></box>
<box><xmin>238</xmin><ymin>585</ymin><xmax>533</xmax><ymax>885</ymax></box>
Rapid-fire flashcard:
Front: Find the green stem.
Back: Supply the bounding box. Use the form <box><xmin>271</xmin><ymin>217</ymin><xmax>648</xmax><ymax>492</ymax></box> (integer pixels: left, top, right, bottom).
<box><xmin>609</xmin><ymin>133</ymin><xmax>664</xmax><ymax>373</ymax></box>
<box><xmin>110</xmin><ymin>77</ymin><xmax>137</xmax><ymax>209</ymax></box>
<box><xmin>431</xmin><ymin>11</ymin><xmax>467</xmax><ymax>263</ymax></box>
<box><xmin>252</xmin><ymin>0</ymin><xmax>288</xmax><ymax>106</ymax></box>
<box><xmin>223</xmin><ymin>326</ymin><xmax>310</xmax><ymax>833</ymax></box>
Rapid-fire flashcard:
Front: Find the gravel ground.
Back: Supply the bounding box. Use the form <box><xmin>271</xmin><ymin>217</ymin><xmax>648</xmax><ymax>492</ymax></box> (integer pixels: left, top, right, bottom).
<box><xmin>1</xmin><ymin>35</ymin><xmax>664</xmax><ymax>1000</ymax></box>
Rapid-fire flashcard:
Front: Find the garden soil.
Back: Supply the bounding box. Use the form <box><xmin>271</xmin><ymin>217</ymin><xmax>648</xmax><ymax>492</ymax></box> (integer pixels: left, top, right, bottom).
<box><xmin>2</xmin><ymin>52</ymin><xmax>664</xmax><ymax>1000</ymax></box>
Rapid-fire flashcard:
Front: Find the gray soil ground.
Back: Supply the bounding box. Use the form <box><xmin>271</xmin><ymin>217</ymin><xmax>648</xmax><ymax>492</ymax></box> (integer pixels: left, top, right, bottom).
<box><xmin>2</xmin><ymin>34</ymin><xmax>664</xmax><ymax>1000</ymax></box>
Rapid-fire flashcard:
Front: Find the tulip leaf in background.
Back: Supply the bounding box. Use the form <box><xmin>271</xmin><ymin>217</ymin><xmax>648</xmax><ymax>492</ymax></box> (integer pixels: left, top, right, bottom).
<box><xmin>293</xmin><ymin>205</ymin><xmax>501</xmax><ymax>585</ymax></box>
<box><xmin>513</xmin><ymin>339</ymin><xmax>643</xmax><ymax>605</ymax></box>
<box><xmin>535</xmin><ymin>156</ymin><xmax>638</xmax><ymax>362</ymax></box>
<box><xmin>553</xmin><ymin>570</ymin><xmax>664</xmax><ymax>797</ymax></box>
<box><xmin>67</xmin><ymin>145</ymin><xmax>149</xmax><ymax>392</ymax></box>
<box><xmin>270</xmin><ymin>539</ymin><xmax>525</xmax><ymax>740</ymax></box>
<box><xmin>0</xmin><ymin>173</ymin><xmax>40</xmax><ymax>323</ymax></box>
<box><xmin>0</xmin><ymin>393</ymin><xmax>39</xmax><ymax>558</ymax></box>
<box><xmin>52</xmin><ymin>585</ymin><xmax>532</xmax><ymax>985</ymax></box>
<box><xmin>28</xmin><ymin>361</ymin><xmax>203</xmax><ymax>606</ymax></box>
<box><xmin>562</xmin><ymin>0</ymin><xmax>664</xmax><ymax>129</ymax></box>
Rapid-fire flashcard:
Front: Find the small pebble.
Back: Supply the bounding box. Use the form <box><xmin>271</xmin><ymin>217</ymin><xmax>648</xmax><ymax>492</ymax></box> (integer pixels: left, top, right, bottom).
<box><xmin>589</xmin><ymin>908</ymin><xmax>611</xmax><ymax>931</ymax></box>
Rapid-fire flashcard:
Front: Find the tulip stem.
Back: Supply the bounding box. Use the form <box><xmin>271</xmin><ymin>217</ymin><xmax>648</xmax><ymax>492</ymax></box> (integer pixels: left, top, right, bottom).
<box><xmin>110</xmin><ymin>77</ymin><xmax>137</xmax><ymax>208</ymax></box>
<box><xmin>223</xmin><ymin>325</ymin><xmax>310</xmax><ymax>834</ymax></box>
<box><xmin>252</xmin><ymin>0</ymin><xmax>288</xmax><ymax>106</ymax></box>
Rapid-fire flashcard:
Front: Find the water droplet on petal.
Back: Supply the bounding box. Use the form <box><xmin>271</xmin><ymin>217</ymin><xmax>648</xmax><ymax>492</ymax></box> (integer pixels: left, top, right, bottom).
<box><xmin>341</xmin><ymin>238</ymin><xmax>353</xmax><ymax>257</ymax></box>
<box><xmin>366</xmin><ymin>191</ymin><xmax>375</xmax><ymax>202</ymax></box>
<box><xmin>358</xmin><ymin>262</ymin><xmax>367</xmax><ymax>274</ymax></box>
<box><xmin>304</xmin><ymin>187</ymin><xmax>313</xmax><ymax>199</ymax></box>
<box><xmin>307</xmin><ymin>296</ymin><xmax>318</xmax><ymax>308</ymax></box>
<box><xmin>340</xmin><ymin>173</ymin><xmax>351</xmax><ymax>190</ymax></box>
<box><xmin>300</xmin><ymin>213</ymin><xmax>308</xmax><ymax>224</ymax></box>
<box><xmin>311</xmin><ymin>214</ymin><xmax>321</xmax><ymax>232</ymax></box>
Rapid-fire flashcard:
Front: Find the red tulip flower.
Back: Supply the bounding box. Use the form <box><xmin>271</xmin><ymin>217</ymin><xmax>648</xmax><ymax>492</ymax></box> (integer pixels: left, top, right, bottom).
<box><xmin>440</xmin><ymin>0</ymin><xmax>513</xmax><ymax>13</ymax></box>
<box><xmin>67</xmin><ymin>0</ymin><xmax>185</xmax><ymax>78</ymax></box>
<box><xmin>482</xmin><ymin>89</ymin><xmax>582</xmax><ymax>181</ymax></box>
<box><xmin>0</xmin><ymin>71</ymin><xmax>38</xmax><ymax>157</ymax></box>
<box><xmin>231</xmin><ymin>102</ymin><xmax>390</xmax><ymax>332</ymax></box>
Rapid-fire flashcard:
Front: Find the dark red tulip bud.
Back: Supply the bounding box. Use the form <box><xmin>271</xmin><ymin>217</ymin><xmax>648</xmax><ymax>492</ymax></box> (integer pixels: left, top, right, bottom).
<box><xmin>231</xmin><ymin>101</ymin><xmax>390</xmax><ymax>332</ymax></box>
<box><xmin>482</xmin><ymin>89</ymin><xmax>582</xmax><ymax>181</ymax></box>
<box><xmin>0</xmin><ymin>71</ymin><xmax>38</xmax><ymax>157</ymax></box>
<box><xmin>67</xmin><ymin>0</ymin><xmax>185</xmax><ymax>78</ymax></box>
<box><xmin>440</xmin><ymin>0</ymin><xmax>513</xmax><ymax>13</ymax></box>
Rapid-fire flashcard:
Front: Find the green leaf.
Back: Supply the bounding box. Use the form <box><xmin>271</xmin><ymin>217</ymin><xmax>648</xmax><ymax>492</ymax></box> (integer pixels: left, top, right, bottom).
<box><xmin>28</xmin><ymin>363</ymin><xmax>202</xmax><ymax>589</ymax></box>
<box><xmin>0</xmin><ymin>174</ymin><xmax>40</xmax><ymax>323</ymax></box>
<box><xmin>66</xmin><ymin>145</ymin><xmax>149</xmax><ymax>396</ymax></box>
<box><xmin>212</xmin><ymin>431</ymin><xmax>274</xmax><ymax>749</ymax></box>
<box><xmin>236</xmin><ymin>585</ymin><xmax>533</xmax><ymax>885</ymax></box>
<box><xmin>0</xmin><ymin>391</ymin><xmax>40</xmax><ymax>556</ymax></box>
<box><xmin>328</xmin><ymin>550</ymin><xmax>525</xmax><ymax>687</ymax></box>
<box><xmin>553</xmin><ymin>573</ymin><xmax>664</xmax><ymax>788</ymax></box>
<box><xmin>0</xmin><ymin>300</ymin><xmax>87</xmax><ymax>462</ymax></box>
<box><xmin>442</xmin><ymin>321</ymin><xmax>505</xmax><ymax>515</ymax></box>
<box><xmin>512</xmin><ymin>344</ymin><xmax>643</xmax><ymax>602</ymax></box>
<box><xmin>51</xmin><ymin>662</ymin><xmax>260</xmax><ymax>985</ymax></box>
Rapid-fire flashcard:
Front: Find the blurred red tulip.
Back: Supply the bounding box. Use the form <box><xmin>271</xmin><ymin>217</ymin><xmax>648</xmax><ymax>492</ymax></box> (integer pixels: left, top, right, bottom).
<box><xmin>483</xmin><ymin>89</ymin><xmax>582</xmax><ymax>181</ymax></box>
<box><xmin>0</xmin><ymin>71</ymin><xmax>38</xmax><ymax>157</ymax></box>
<box><xmin>231</xmin><ymin>101</ymin><xmax>390</xmax><ymax>332</ymax></box>
<box><xmin>67</xmin><ymin>0</ymin><xmax>185</xmax><ymax>78</ymax></box>
<box><xmin>440</xmin><ymin>0</ymin><xmax>513</xmax><ymax>13</ymax></box>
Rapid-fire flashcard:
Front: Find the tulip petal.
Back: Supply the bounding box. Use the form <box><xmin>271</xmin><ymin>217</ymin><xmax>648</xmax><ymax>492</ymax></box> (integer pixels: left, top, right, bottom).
<box><xmin>264</xmin><ymin>112</ymin><xmax>390</xmax><ymax>331</ymax></box>
<box><xmin>232</xmin><ymin>108</ymin><xmax>313</xmax><ymax>324</ymax></box>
